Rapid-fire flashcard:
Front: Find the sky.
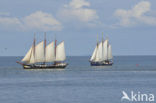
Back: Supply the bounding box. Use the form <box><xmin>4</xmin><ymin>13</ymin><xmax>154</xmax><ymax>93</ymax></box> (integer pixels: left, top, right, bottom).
<box><xmin>0</xmin><ymin>0</ymin><xmax>156</xmax><ymax>56</ymax></box>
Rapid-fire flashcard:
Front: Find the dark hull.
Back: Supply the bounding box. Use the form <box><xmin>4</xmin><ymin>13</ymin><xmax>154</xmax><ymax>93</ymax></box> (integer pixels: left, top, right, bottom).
<box><xmin>90</xmin><ymin>61</ymin><xmax>113</xmax><ymax>66</ymax></box>
<box><xmin>21</xmin><ymin>63</ymin><xmax>68</xmax><ymax>69</ymax></box>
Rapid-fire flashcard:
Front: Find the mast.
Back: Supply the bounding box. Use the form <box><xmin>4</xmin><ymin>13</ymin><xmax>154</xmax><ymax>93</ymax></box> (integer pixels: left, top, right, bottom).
<box><xmin>97</xmin><ymin>33</ymin><xmax>99</xmax><ymax>46</ymax></box>
<box><xmin>95</xmin><ymin>34</ymin><xmax>99</xmax><ymax>61</ymax></box>
<box><xmin>28</xmin><ymin>33</ymin><xmax>36</xmax><ymax>64</ymax></box>
<box><xmin>107</xmin><ymin>37</ymin><xmax>109</xmax><ymax>60</ymax></box>
<box><xmin>102</xmin><ymin>32</ymin><xmax>104</xmax><ymax>60</ymax></box>
<box><xmin>33</xmin><ymin>33</ymin><xmax>36</xmax><ymax>63</ymax></box>
<box><xmin>90</xmin><ymin>34</ymin><xmax>99</xmax><ymax>61</ymax></box>
<box><xmin>54</xmin><ymin>35</ymin><xmax>57</xmax><ymax>63</ymax></box>
<box><xmin>44</xmin><ymin>32</ymin><xmax>46</xmax><ymax>64</ymax></box>
<box><xmin>102</xmin><ymin>32</ymin><xmax>104</xmax><ymax>42</ymax></box>
<box><xmin>97</xmin><ymin>34</ymin><xmax>98</xmax><ymax>44</ymax></box>
<box><xmin>96</xmin><ymin>34</ymin><xmax>99</xmax><ymax>60</ymax></box>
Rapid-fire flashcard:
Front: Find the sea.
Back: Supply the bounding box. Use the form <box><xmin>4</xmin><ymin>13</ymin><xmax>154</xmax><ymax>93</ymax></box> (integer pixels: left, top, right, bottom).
<box><xmin>0</xmin><ymin>56</ymin><xmax>156</xmax><ymax>103</ymax></box>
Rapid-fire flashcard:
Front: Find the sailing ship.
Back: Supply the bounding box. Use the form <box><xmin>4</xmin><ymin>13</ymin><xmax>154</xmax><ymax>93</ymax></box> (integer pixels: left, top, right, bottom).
<box><xmin>17</xmin><ymin>33</ymin><xmax>68</xmax><ymax>69</ymax></box>
<box><xmin>90</xmin><ymin>34</ymin><xmax>113</xmax><ymax>66</ymax></box>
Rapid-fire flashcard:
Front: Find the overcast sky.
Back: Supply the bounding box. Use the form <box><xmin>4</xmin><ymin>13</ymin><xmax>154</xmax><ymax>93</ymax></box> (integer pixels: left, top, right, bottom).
<box><xmin>0</xmin><ymin>0</ymin><xmax>156</xmax><ymax>56</ymax></box>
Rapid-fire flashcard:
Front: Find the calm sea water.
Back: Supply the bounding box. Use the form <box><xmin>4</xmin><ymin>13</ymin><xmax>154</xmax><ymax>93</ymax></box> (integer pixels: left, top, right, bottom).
<box><xmin>0</xmin><ymin>56</ymin><xmax>156</xmax><ymax>103</ymax></box>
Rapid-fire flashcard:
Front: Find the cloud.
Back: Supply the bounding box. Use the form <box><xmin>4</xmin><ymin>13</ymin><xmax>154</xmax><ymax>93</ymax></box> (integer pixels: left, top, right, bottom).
<box><xmin>0</xmin><ymin>17</ymin><xmax>21</xmax><ymax>26</ymax></box>
<box><xmin>59</xmin><ymin>0</ymin><xmax>99</xmax><ymax>24</ymax></box>
<box><xmin>114</xmin><ymin>1</ymin><xmax>156</xmax><ymax>27</ymax></box>
<box><xmin>0</xmin><ymin>11</ymin><xmax>62</xmax><ymax>31</ymax></box>
<box><xmin>0</xmin><ymin>17</ymin><xmax>22</xmax><ymax>31</ymax></box>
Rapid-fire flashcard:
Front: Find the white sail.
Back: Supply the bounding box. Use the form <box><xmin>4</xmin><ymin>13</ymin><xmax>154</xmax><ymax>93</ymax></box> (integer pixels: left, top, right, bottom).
<box><xmin>22</xmin><ymin>47</ymin><xmax>32</xmax><ymax>62</ymax></box>
<box><xmin>29</xmin><ymin>47</ymin><xmax>35</xmax><ymax>64</ymax></box>
<box><xmin>103</xmin><ymin>40</ymin><xmax>108</xmax><ymax>60</ymax></box>
<box><xmin>35</xmin><ymin>41</ymin><xmax>45</xmax><ymax>63</ymax></box>
<box><xmin>93</xmin><ymin>42</ymin><xmax>102</xmax><ymax>61</ymax></box>
<box><xmin>55</xmin><ymin>41</ymin><xmax>66</xmax><ymax>61</ymax></box>
<box><xmin>97</xmin><ymin>42</ymin><xmax>103</xmax><ymax>61</ymax></box>
<box><xmin>45</xmin><ymin>42</ymin><xmax>55</xmax><ymax>62</ymax></box>
<box><xmin>90</xmin><ymin>45</ymin><xmax>97</xmax><ymax>61</ymax></box>
<box><xmin>108</xmin><ymin>44</ymin><xmax>113</xmax><ymax>60</ymax></box>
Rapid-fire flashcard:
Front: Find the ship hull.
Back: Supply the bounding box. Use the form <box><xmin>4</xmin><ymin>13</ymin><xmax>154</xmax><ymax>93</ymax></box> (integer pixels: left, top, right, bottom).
<box><xmin>16</xmin><ymin>62</ymin><xmax>68</xmax><ymax>69</ymax></box>
<box><xmin>23</xmin><ymin>64</ymin><xmax>67</xmax><ymax>69</ymax></box>
<box><xmin>90</xmin><ymin>61</ymin><xmax>113</xmax><ymax>66</ymax></box>
<box><xmin>16</xmin><ymin>61</ymin><xmax>68</xmax><ymax>69</ymax></box>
